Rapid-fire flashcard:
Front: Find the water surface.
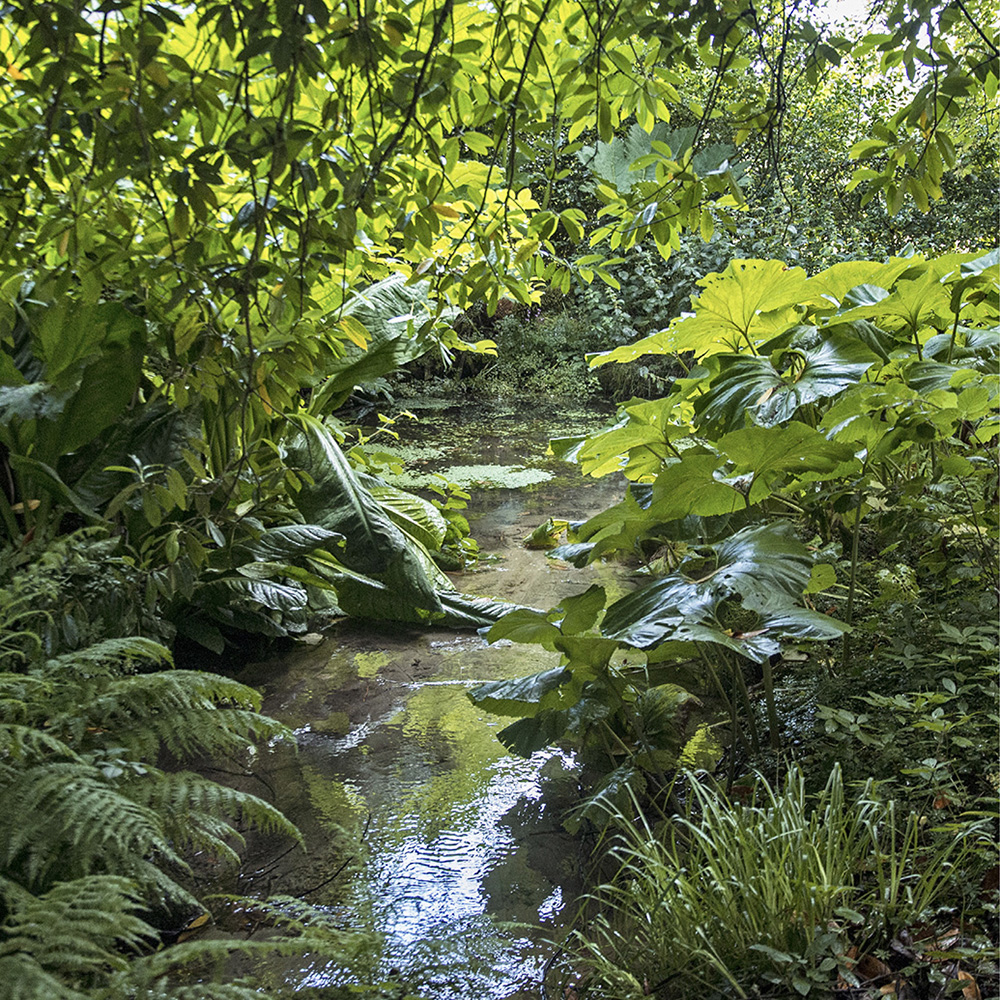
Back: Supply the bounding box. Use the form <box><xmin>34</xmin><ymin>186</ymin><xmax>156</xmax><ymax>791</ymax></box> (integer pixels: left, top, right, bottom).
<box><xmin>240</xmin><ymin>398</ymin><xmax>626</xmax><ymax>997</ymax></box>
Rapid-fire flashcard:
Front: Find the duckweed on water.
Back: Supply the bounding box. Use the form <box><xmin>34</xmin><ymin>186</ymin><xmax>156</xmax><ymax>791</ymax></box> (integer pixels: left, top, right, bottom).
<box><xmin>385</xmin><ymin>464</ymin><xmax>554</xmax><ymax>490</ymax></box>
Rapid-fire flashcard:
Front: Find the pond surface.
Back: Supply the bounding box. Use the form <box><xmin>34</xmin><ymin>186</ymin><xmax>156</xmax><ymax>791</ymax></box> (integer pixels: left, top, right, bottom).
<box><xmin>237</xmin><ymin>397</ymin><xmax>627</xmax><ymax>998</ymax></box>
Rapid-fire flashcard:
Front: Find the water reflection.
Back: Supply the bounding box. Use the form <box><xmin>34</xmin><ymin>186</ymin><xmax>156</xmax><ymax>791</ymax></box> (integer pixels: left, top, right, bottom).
<box><xmin>242</xmin><ymin>399</ymin><xmax>625</xmax><ymax>998</ymax></box>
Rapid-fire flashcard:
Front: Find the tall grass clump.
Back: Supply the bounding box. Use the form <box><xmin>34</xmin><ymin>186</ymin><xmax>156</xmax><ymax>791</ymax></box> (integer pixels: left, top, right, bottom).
<box><xmin>564</xmin><ymin>766</ymin><xmax>969</xmax><ymax>999</ymax></box>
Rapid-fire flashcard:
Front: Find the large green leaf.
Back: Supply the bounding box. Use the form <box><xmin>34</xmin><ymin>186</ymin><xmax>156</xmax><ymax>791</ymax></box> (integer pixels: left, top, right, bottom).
<box><xmin>693</xmin><ymin>334</ymin><xmax>877</xmax><ymax>434</ymax></box>
<box><xmin>363</xmin><ymin>479</ymin><xmax>448</xmax><ymax>552</ymax></box>
<box><xmin>34</xmin><ymin>302</ymin><xmax>144</xmax><ymax>388</ymax></box>
<box><xmin>287</xmin><ymin>415</ymin><xmax>419</xmax><ymax>577</ymax></box>
<box><xmin>195</xmin><ymin>576</ymin><xmax>309</xmax><ymax>614</ymax></box>
<box><xmin>556</xmin><ymin>584</ymin><xmax>607</xmax><ymax>635</ymax></box>
<box><xmin>701</xmin><ymin>524</ymin><xmax>816</xmax><ymax>610</ymax></box>
<box><xmin>572</xmin><ymin>397</ymin><xmax>688</xmax><ymax>482</ymax></box>
<box><xmin>287</xmin><ymin>414</ymin><xmax>442</xmax><ymax>617</ymax></box>
<box><xmin>487</xmin><ymin>609</ymin><xmax>562</xmax><ymax>646</ymax></box>
<box><xmin>668</xmin><ymin>260</ymin><xmax>811</xmax><ymax>356</ymax></box>
<box><xmin>601</xmin><ymin>579</ymin><xmax>715</xmax><ymax>647</ymax></box>
<box><xmin>803</xmin><ymin>257</ymin><xmax>915</xmax><ymax>307</ymax></box>
<box><xmin>231</xmin><ymin>525</ymin><xmax>344</xmax><ymax>565</ymax></box>
<box><xmin>600</xmin><ymin>525</ymin><xmax>837</xmax><ymax>654</ymax></box>
<box><xmin>719</xmin><ymin>424</ymin><xmax>857</xmax><ymax>503</ymax></box>
<box><xmin>496</xmin><ymin>711</ymin><xmax>570</xmax><ymax>757</ymax></box>
<box><xmin>648</xmin><ymin>452</ymin><xmax>748</xmax><ymax>521</ymax></box>
<box><xmin>68</xmin><ymin>402</ymin><xmax>198</xmax><ymax>510</ymax></box>
<box><xmin>435</xmin><ymin>591</ymin><xmax>524</xmax><ymax>629</ymax></box>
<box><xmin>469</xmin><ymin>667</ymin><xmax>572</xmax><ymax>717</ymax></box>
<box><xmin>310</xmin><ymin>276</ymin><xmax>457</xmax><ymax>412</ymax></box>
<box><xmin>7</xmin><ymin>455</ymin><xmax>101</xmax><ymax>522</ymax></box>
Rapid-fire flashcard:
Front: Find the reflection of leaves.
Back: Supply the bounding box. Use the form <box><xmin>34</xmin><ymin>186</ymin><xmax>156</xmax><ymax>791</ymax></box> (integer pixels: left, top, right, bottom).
<box><xmin>564</xmin><ymin>765</ymin><xmax>646</xmax><ymax>833</ymax></box>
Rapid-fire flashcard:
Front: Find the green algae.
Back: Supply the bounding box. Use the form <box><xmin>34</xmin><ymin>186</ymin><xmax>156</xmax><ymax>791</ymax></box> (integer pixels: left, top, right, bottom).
<box><xmin>355</xmin><ymin>650</ymin><xmax>392</xmax><ymax>679</ymax></box>
<box><xmin>386</xmin><ymin>463</ymin><xmax>554</xmax><ymax>491</ymax></box>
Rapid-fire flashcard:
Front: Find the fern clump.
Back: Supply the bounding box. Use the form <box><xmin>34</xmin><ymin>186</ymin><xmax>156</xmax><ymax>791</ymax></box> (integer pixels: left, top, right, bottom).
<box><xmin>0</xmin><ymin>605</ymin><xmax>313</xmax><ymax>998</ymax></box>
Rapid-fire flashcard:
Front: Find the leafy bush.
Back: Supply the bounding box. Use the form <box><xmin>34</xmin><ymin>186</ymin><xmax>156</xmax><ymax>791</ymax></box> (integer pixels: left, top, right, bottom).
<box><xmin>556</xmin><ymin>767</ymin><xmax>981</xmax><ymax>1000</ymax></box>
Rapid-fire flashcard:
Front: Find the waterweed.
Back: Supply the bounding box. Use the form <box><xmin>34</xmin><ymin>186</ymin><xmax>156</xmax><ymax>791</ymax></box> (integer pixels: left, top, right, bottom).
<box><xmin>556</xmin><ymin>766</ymin><xmax>972</xmax><ymax>999</ymax></box>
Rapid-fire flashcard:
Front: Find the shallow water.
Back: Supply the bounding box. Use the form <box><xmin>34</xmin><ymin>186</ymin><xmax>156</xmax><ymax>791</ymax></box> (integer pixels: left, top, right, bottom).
<box><xmin>237</xmin><ymin>398</ymin><xmax>626</xmax><ymax>998</ymax></box>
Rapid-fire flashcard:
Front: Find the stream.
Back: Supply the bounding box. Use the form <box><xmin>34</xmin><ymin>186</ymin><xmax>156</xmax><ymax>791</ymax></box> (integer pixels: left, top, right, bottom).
<box><xmin>232</xmin><ymin>398</ymin><xmax>628</xmax><ymax>998</ymax></box>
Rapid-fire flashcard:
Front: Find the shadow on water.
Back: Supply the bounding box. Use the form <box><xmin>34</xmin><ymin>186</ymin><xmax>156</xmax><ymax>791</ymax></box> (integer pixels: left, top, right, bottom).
<box><xmin>235</xmin><ymin>397</ymin><xmax>627</xmax><ymax>998</ymax></box>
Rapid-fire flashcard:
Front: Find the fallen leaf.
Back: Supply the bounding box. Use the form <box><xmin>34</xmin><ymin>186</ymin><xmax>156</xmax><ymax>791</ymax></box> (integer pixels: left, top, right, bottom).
<box><xmin>177</xmin><ymin>911</ymin><xmax>211</xmax><ymax>943</ymax></box>
<box><xmin>958</xmin><ymin>969</ymin><xmax>980</xmax><ymax>999</ymax></box>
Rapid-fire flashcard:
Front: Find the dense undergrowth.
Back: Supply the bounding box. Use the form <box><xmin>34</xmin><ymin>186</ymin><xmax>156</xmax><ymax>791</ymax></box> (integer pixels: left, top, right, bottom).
<box><xmin>470</xmin><ymin>248</ymin><xmax>1000</xmax><ymax>999</ymax></box>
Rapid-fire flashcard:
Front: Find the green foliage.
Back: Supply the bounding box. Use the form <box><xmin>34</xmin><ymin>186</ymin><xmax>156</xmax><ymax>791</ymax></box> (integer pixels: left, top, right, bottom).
<box><xmin>556</xmin><ymin>767</ymin><xmax>978</xmax><ymax>999</ymax></box>
<box><xmin>0</xmin><ymin>549</ymin><xmax>394</xmax><ymax>999</ymax></box>
<box><xmin>480</xmin><ymin>247</ymin><xmax>999</xmax><ymax>797</ymax></box>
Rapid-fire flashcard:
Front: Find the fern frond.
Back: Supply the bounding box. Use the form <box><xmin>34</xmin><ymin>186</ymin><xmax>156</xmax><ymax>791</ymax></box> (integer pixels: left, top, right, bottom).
<box><xmin>48</xmin><ymin>670</ymin><xmax>287</xmax><ymax>758</ymax></box>
<box><xmin>0</xmin><ymin>876</ymin><xmax>152</xmax><ymax>975</ymax></box>
<box><xmin>45</xmin><ymin>636</ymin><xmax>172</xmax><ymax>675</ymax></box>
<box><xmin>0</xmin><ymin>673</ymin><xmax>51</xmax><ymax>723</ymax></box>
<box><xmin>0</xmin><ymin>763</ymin><xmax>179</xmax><ymax>886</ymax></box>
<box><xmin>0</xmin><ymin>953</ymin><xmax>87</xmax><ymax>1000</ymax></box>
<box><xmin>130</xmin><ymin>770</ymin><xmax>303</xmax><ymax>854</ymax></box>
<box><xmin>0</xmin><ymin>723</ymin><xmax>77</xmax><ymax>763</ymax></box>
